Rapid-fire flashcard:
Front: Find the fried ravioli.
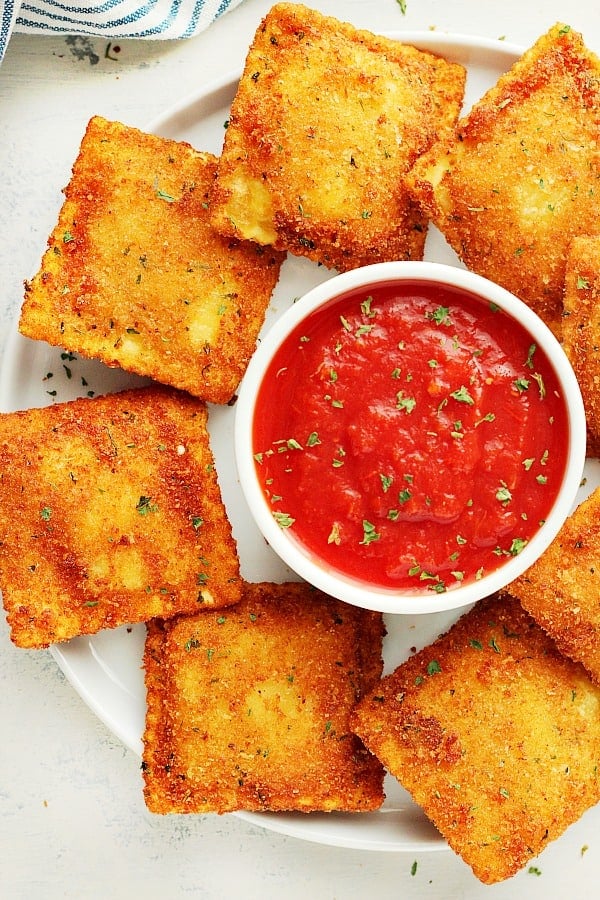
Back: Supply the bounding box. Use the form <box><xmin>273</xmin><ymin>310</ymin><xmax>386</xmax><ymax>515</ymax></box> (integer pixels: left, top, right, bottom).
<box><xmin>0</xmin><ymin>386</ymin><xmax>240</xmax><ymax>648</ymax></box>
<box><xmin>19</xmin><ymin>116</ymin><xmax>284</xmax><ymax>404</ymax></box>
<box><xmin>142</xmin><ymin>581</ymin><xmax>385</xmax><ymax>814</ymax></box>
<box><xmin>405</xmin><ymin>23</ymin><xmax>600</xmax><ymax>336</ymax></box>
<box><xmin>507</xmin><ymin>486</ymin><xmax>600</xmax><ymax>682</ymax></box>
<box><xmin>210</xmin><ymin>3</ymin><xmax>466</xmax><ymax>271</ymax></box>
<box><xmin>351</xmin><ymin>595</ymin><xmax>600</xmax><ymax>884</ymax></box>
<box><xmin>562</xmin><ymin>235</ymin><xmax>600</xmax><ymax>455</ymax></box>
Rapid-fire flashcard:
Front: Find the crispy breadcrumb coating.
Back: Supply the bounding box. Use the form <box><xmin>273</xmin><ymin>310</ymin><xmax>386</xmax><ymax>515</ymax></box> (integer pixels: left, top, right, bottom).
<box><xmin>20</xmin><ymin>117</ymin><xmax>284</xmax><ymax>404</ymax></box>
<box><xmin>406</xmin><ymin>23</ymin><xmax>600</xmax><ymax>337</ymax></box>
<box><xmin>507</xmin><ymin>486</ymin><xmax>600</xmax><ymax>683</ymax></box>
<box><xmin>210</xmin><ymin>3</ymin><xmax>466</xmax><ymax>270</ymax></box>
<box><xmin>0</xmin><ymin>386</ymin><xmax>240</xmax><ymax>647</ymax></box>
<box><xmin>562</xmin><ymin>235</ymin><xmax>600</xmax><ymax>456</ymax></box>
<box><xmin>352</xmin><ymin>594</ymin><xmax>600</xmax><ymax>883</ymax></box>
<box><xmin>143</xmin><ymin>581</ymin><xmax>385</xmax><ymax>814</ymax></box>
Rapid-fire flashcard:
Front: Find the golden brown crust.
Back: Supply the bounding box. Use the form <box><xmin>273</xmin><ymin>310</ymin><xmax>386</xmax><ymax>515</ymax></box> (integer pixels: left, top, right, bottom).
<box><xmin>351</xmin><ymin>594</ymin><xmax>600</xmax><ymax>884</ymax></box>
<box><xmin>0</xmin><ymin>386</ymin><xmax>241</xmax><ymax>648</ymax></box>
<box><xmin>562</xmin><ymin>235</ymin><xmax>600</xmax><ymax>456</ymax></box>
<box><xmin>19</xmin><ymin>116</ymin><xmax>284</xmax><ymax>404</ymax></box>
<box><xmin>507</xmin><ymin>486</ymin><xmax>600</xmax><ymax>682</ymax></box>
<box><xmin>405</xmin><ymin>23</ymin><xmax>600</xmax><ymax>337</ymax></box>
<box><xmin>210</xmin><ymin>2</ymin><xmax>466</xmax><ymax>270</ymax></box>
<box><xmin>142</xmin><ymin>581</ymin><xmax>385</xmax><ymax>814</ymax></box>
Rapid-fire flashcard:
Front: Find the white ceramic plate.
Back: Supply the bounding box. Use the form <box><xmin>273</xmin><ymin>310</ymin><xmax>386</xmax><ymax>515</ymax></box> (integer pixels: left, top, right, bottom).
<box><xmin>3</xmin><ymin>32</ymin><xmax>600</xmax><ymax>852</ymax></box>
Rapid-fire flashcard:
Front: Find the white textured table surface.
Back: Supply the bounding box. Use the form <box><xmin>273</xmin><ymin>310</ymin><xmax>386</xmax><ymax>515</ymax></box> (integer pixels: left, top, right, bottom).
<box><xmin>2</xmin><ymin>2</ymin><xmax>600</xmax><ymax>898</ymax></box>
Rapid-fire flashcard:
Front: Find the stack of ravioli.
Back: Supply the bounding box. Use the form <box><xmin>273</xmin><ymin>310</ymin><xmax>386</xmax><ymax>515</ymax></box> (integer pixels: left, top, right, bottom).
<box><xmin>4</xmin><ymin>3</ymin><xmax>600</xmax><ymax>886</ymax></box>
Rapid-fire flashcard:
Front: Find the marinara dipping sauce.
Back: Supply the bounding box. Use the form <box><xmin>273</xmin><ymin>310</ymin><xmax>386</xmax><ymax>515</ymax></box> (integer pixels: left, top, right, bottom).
<box><xmin>252</xmin><ymin>280</ymin><xmax>570</xmax><ymax>595</ymax></box>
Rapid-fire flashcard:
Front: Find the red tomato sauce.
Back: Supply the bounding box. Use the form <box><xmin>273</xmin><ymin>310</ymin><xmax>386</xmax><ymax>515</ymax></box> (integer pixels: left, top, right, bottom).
<box><xmin>252</xmin><ymin>281</ymin><xmax>570</xmax><ymax>594</ymax></box>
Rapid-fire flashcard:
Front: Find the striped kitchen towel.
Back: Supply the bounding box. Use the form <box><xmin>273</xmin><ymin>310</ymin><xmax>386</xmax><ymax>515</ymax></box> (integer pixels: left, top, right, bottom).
<box><xmin>0</xmin><ymin>0</ymin><xmax>244</xmax><ymax>62</ymax></box>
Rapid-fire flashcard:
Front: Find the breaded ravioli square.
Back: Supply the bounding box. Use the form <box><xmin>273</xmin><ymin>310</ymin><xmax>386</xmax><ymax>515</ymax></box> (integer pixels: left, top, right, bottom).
<box><xmin>210</xmin><ymin>3</ymin><xmax>466</xmax><ymax>271</ymax></box>
<box><xmin>142</xmin><ymin>581</ymin><xmax>385</xmax><ymax>814</ymax></box>
<box><xmin>0</xmin><ymin>386</ymin><xmax>240</xmax><ymax>648</ymax></box>
<box><xmin>19</xmin><ymin>116</ymin><xmax>284</xmax><ymax>404</ymax></box>
<box><xmin>351</xmin><ymin>595</ymin><xmax>600</xmax><ymax>884</ymax></box>
<box><xmin>405</xmin><ymin>23</ymin><xmax>600</xmax><ymax>336</ymax></box>
<box><xmin>562</xmin><ymin>235</ymin><xmax>600</xmax><ymax>455</ymax></box>
<box><xmin>507</xmin><ymin>487</ymin><xmax>600</xmax><ymax>683</ymax></box>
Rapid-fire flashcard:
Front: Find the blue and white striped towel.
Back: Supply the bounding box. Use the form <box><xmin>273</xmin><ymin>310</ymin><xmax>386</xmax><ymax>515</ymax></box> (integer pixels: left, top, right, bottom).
<box><xmin>0</xmin><ymin>0</ymin><xmax>243</xmax><ymax>63</ymax></box>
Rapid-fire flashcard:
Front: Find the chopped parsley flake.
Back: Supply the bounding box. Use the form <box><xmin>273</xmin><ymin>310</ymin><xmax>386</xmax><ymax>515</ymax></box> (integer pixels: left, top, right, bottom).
<box><xmin>328</xmin><ymin>522</ymin><xmax>341</xmax><ymax>545</ymax></box>
<box><xmin>495</xmin><ymin>483</ymin><xmax>512</xmax><ymax>505</ymax></box>
<box><xmin>525</xmin><ymin>344</ymin><xmax>537</xmax><ymax>369</ymax></box>
<box><xmin>184</xmin><ymin>637</ymin><xmax>201</xmax><ymax>652</ymax></box>
<box><xmin>427</xmin><ymin>305</ymin><xmax>451</xmax><ymax>326</ymax></box>
<box><xmin>136</xmin><ymin>495</ymin><xmax>158</xmax><ymax>516</ymax></box>
<box><xmin>274</xmin><ymin>511</ymin><xmax>295</xmax><ymax>528</ymax></box>
<box><xmin>396</xmin><ymin>391</ymin><xmax>416</xmax><ymax>413</ymax></box>
<box><xmin>509</xmin><ymin>537</ymin><xmax>528</xmax><ymax>556</ymax></box>
<box><xmin>361</xmin><ymin>296</ymin><xmax>377</xmax><ymax>317</ymax></box>
<box><xmin>450</xmin><ymin>385</ymin><xmax>475</xmax><ymax>405</ymax></box>
<box><xmin>156</xmin><ymin>187</ymin><xmax>176</xmax><ymax>203</ymax></box>
<box><xmin>380</xmin><ymin>474</ymin><xmax>393</xmax><ymax>492</ymax></box>
<box><xmin>360</xmin><ymin>520</ymin><xmax>380</xmax><ymax>545</ymax></box>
